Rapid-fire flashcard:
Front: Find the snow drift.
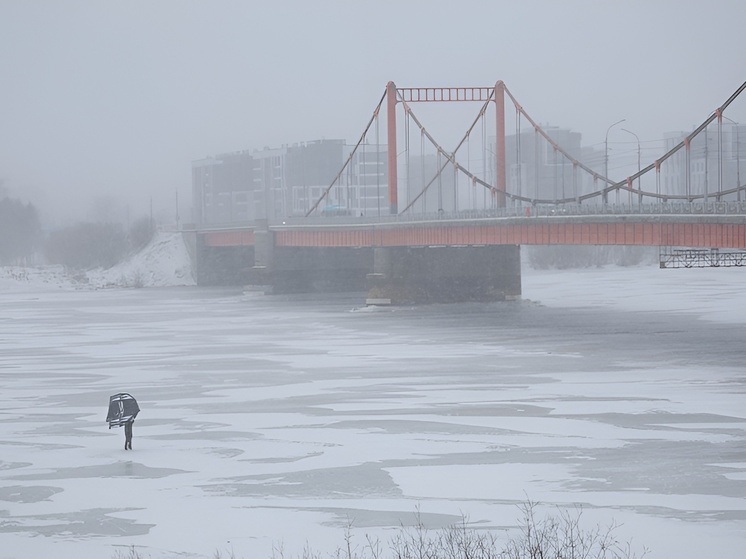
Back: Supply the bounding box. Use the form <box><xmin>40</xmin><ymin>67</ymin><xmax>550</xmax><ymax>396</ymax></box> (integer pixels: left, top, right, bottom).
<box><xmin>0</xmin><ymin>230</ymin><xmax>195</xmax><ymax>291</ymax></box>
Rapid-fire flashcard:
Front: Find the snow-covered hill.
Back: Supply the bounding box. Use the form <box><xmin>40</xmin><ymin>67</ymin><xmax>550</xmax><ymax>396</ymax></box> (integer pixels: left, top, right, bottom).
<box><xmin>0</xmin><ymin>231</ymin><xmax>195</xmax><ymax>291</ymax></box>
<box><xmin>86</xmin><ymin>231</ymin><xmax>195</xmax><ymax>288</ymax></box>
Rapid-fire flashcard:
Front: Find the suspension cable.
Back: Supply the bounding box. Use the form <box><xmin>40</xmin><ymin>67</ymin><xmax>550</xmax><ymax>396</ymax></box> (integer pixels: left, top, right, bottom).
<box><xmin>405</xmin><ymin>106</ymin><xmax>410</xmax><ymax>207</ymax></box>
<box><xmin>482</xmin><ymin>110</ymin><xmax>487</xmax><ymax>208</ymax></box>
<box><xmin>311</xmin><ymin>80</ymin><xmax>746</xmax><ymax>214</ymax></box>
<box><xmin>516</xmin><ymin>106</ymin><xmax>522</xmax><ymax>202</ymax></box>
<box><xmin>503</xmin><ymin>80</ymin><xmax>746</xmax><ymax>203</ymax></box>
<box><xmin>467</xmin><ymin>129</ymin><xmax>472</xmax><ymax>208</ymax></box>
<box><xmin>400</xmin><ymin>92</ymin><xmax>494</xmax><ymax>213</ymax></box>
<box><xmin>305</xmin><ymin>88</ymin><xmax>387</xmax><ymax>216</ymax></box>
<box><xmin>420</xmin><ymin>127</ymin><xmax>426</xmax><ymax>213</ymax></box>
<box><xmin>375</xmin><ymin>107</ymin><xmax>381</xmax><ymax>216</ymax></box>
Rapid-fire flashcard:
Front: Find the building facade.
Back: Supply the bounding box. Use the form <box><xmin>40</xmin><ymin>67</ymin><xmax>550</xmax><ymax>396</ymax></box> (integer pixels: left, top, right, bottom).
<box><xmin>193</xmin><ymin>120</ymin><xmax>744</xmax><ymax>225</ymax></box>
<box><xmin>192</xmin><ymin>150</ymin><xmax>254</xmax><ymax>224</ymax></box>
<box><xmin>192</xmin><ymin>139</ymin><xmax>388</xmax><ymax>225</ymax></box>
<box><xmin>489</xmin><ymin>127</ymin><xmax>604</xmax><ymax>205</ymax></box>
<box><xmin>661</xmin><ymin>122</ymin><xmax>745</xmax><ymax>200</ymax></box>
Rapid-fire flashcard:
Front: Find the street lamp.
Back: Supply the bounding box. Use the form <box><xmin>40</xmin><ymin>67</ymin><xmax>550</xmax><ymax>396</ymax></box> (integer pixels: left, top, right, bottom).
<box><xmin>604</xmin><ymin>118</ymin><xmax>626</xmax><ymax>204</ymax></box>
<box><xmin>622</xmin><ymin>128</ymin><xmax>641</xmax><ymax>205</ymax></box>
<box><xmin>723</xmin><ymin>115</ymin><xmax>741</xmax><ymax>201</ymax></box>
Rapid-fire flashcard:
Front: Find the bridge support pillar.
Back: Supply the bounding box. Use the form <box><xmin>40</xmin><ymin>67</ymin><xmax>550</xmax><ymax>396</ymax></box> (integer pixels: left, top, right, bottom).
<box><xmin>267</xmin><ymin>247</ymin><xmax>373</xmax><ymax>293</ymax></box>
<box><xmin>194</xmin><ymin>241</ymin><xmax>255</xmax><ymax>286</ymax></box>
<box><xmin>251</xmin><ymin>218</ymin><xmax>274</xmax><ymax>286</ymax></box>
<box><xmin>367</xmin><ymin>245</ymin><xmax>521</xmax><ymax>305</ymax></box>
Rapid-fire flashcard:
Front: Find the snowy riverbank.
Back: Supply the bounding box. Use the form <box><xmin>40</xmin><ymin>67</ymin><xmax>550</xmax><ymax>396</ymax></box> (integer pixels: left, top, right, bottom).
<box><xmin>0</xmin><ymin>230</ymin><xmax>195</xmax><ymax>291</ymax></box>
<box><xmin>2</xmin><ymin>234</ymin><xmax>744</xmax><ymax>327</ymax></box>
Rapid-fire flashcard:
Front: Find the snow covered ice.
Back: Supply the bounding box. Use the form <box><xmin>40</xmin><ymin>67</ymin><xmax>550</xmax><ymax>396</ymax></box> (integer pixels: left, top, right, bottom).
<box><xmin>1</xmin><ymin>236</ymin><xmax>745</xmax><ymax>559</ymax></box>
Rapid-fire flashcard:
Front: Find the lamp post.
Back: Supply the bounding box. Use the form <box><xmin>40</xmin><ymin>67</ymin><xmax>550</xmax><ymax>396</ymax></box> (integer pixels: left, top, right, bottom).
<box><xmin>622</xmin><ymin>128</ymin><xmax>641</xmax><ymax>205</ymax></box>
<box><xmin>723</xmin><ymin>116</ymin><xmax>741</xmax><ymax>201</ymax></box>
<box><xmin>604</xmin><ymin>118</ymin><xmax>626</xmax><ymax>204</ymax></box>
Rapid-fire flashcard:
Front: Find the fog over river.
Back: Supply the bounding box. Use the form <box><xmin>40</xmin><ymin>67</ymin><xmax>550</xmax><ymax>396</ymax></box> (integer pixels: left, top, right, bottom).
<box><xmin>1</xmin><ymin>265</ymin><xmax>744</xmax><ymax>559</ymax></box>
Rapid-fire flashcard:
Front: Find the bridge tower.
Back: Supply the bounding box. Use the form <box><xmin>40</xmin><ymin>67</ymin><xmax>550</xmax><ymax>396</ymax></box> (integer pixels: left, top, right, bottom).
<box><xmin>385</xmin><ymin>80</ymin><xmax>508</xmax><ymax>214</ymax></box>
<box><xmin>494</xmin><ymin>80</ymin><xmax>506</xmax><ymax>207</ymax></box>
<box><xmin>386</xmin><ymin>81</ymin><xmax>398</xmax><ymax>214</ymax></box>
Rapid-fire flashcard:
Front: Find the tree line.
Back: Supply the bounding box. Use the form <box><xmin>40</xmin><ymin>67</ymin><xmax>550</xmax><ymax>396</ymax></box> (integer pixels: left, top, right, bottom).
<box><xmin>0</xmin><ymin>195</ymin><xmax>155</xmax><ymax>269</ymax></box>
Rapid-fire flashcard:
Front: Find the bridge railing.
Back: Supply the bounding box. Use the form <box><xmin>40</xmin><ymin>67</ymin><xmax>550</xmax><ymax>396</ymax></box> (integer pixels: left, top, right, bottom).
<box><xmin>189</xmin><ymin>201</ymin><xmax>746</xmax><ymax>231</ymax></box>
<box><xmin>279</xmin><ymin>201</ymin><xmax>746</xmax><ymax>225</ymax></box>
<box><xmin>660</xmin><ymin>247</ymin><xmax>746</xmax><ymax>268</ymax></box>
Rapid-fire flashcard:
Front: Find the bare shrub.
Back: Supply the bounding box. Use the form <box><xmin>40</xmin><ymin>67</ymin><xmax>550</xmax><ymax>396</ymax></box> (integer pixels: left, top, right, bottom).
<box><xmin>114</xmin><ymin>502</ymin><xmax>646</xmax><ymax>559</ymax></box>
<box><xmin>44</xmin><ymin>221</ymin><xmax>127</xmax><ymax>269</ymax></box>
<box><xmin>501</xmin><ymin>501</ymin><xmax>648</xmax><ymax>559</ymax></box>
<box><xmin>113</xmin><ymin>545</ymin><xmax>147</xmax><ymax>559</ymax></box>
<box><xmin>270</xmin><ymin>503</ymin><xmax>644</xmax><ymax>559</ymax></box>
<box><xmin>389</xmin><ymin>513</ymin><xmax>500</xmax><ymax>559</ymax></box>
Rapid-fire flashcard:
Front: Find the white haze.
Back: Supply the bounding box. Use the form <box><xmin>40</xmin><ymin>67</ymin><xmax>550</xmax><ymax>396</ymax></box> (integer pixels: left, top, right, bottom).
<box><xmin>0</xmin><ymin>0</ymin><xmax>745</xmax><ymax>226</ymax></box>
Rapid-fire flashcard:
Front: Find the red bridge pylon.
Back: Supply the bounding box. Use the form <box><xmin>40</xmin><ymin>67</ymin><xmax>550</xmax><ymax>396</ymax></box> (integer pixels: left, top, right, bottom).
<box><xmin>385</xmin><ymin>81</ymin><xmax>508</xmax><ymax>213</ymax></box>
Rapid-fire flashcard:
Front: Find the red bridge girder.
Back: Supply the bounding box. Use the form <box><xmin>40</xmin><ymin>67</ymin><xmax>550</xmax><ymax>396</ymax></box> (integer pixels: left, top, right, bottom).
<box><xmin>202</xmin><ymin>230</ymin><xmax>255</xmax><ymax>247</ymax></box>
<box><xmin>273</xmin><ymin>222</ymin><xmax>746</xmax><ymax>249</ymax></box>
<box><xmin>200</xmin><ymin>221</ymin><xmax>746</xmax><ymax>250</ymax></box>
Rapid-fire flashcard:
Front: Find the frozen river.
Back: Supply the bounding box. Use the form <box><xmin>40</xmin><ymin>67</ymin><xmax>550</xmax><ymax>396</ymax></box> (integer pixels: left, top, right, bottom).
<box><xmin>1</xmin><ymin>265</ymin><xmax>745</xmax><ymax>558</ymax></box>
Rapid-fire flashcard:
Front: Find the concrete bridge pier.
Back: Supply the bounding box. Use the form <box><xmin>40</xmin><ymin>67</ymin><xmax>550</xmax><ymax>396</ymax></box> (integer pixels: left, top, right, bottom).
<box><xmin>251</xmin><ymin>219</ymin><xmax>274</xmax><ymax>288</ymax></box>
<box><xmin>252</xmin><ymin>221</ymin><xmax>374</xmax><ymax>293</ymax></box>
<box><xmin>183</xmin><ymin>230</ymin><xmax>255</xmax><ymax>286</ymax></box>
<box><xmin>366</xmin><ymin>245</ymin><xmax>522</xmax><ymax>305</ymax></box>
<box><xmin>264</xmin><ymin>246</ymin><xmax>373</xmax><ymax>293</ymax></box>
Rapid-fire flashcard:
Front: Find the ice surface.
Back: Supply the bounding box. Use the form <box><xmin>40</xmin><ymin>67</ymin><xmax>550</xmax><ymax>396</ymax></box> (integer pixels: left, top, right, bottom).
<box><xmin>1</xmin><ymin>242</ymin><xmax>745</xmax><ymax>559</ymax></box>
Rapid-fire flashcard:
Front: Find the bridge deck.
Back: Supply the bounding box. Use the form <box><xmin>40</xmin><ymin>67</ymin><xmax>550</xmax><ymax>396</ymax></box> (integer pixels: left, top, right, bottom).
<box><xmin>199</xmin><ymin>213</ymin><xmax>746</xmax><ymax>250</ymax></box>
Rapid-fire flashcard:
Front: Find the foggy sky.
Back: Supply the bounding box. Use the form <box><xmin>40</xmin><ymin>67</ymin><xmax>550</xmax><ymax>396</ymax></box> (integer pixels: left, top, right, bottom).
<box><xmin>1</xmin><ymin>0</ymin><xmax>744</xmax><ymax>226</ymax></box>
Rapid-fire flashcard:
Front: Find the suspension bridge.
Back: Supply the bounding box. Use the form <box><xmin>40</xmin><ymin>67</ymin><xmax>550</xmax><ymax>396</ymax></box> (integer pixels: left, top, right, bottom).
<box><xmin>188</xmin><ymin>79</ymin><xmax>746</xmax><ymax>303</ymax></box>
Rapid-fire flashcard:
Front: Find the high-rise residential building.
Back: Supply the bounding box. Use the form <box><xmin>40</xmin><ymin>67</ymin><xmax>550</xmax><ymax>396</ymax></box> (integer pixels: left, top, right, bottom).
<box><xmin>489</xmin><ymin>127</ymin><xmax>604</xmax><ymax>205</ymax></box>
<box><xmin>505</xmin><ymin>127</ymin><xmax>584</xmax><ymax>202</ymax></box>
<box><xmin>192</xmin><ymin>139</ymin><xmax>388</xmax><ymax>225</ymax></box>
<box><xmin>661</xmin><ymin>122</ymin><xmax>745</xmax><ymax>201</ymax></box>
<box><xmin>192</xmin><ymin>150</ymin><xmax>254</xmax><ymax>224</ymax></box>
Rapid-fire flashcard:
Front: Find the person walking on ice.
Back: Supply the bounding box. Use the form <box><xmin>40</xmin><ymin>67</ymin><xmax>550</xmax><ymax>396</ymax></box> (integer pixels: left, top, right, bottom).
<box><xmin>106</xmin><ymin>393</ymin><xmax>140</xmax><ymax>450</ymax></box>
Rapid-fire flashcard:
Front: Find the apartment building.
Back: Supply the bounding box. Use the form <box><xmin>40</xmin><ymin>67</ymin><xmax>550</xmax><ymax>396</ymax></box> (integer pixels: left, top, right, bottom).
<box><xmin>192</xmin><ymin>139</ymin><xmax>388</xmax><ymax>225</ymax></box>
